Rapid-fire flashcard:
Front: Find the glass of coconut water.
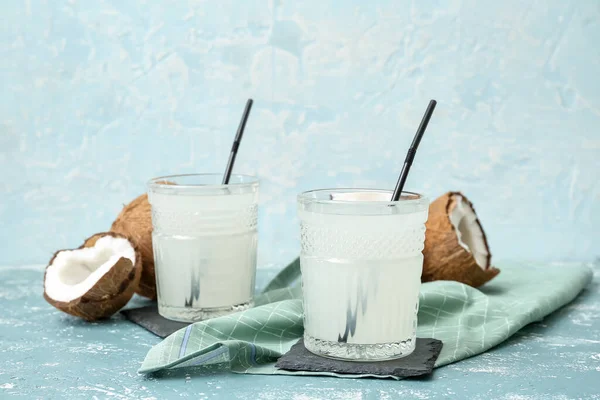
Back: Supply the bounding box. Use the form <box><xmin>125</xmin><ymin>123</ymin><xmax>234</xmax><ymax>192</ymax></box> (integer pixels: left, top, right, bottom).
<box><xmin>298</xmin><ymin>189</ymin><xmax>429</xmax><ymax>361</ymax></box>
<box><xmin>148</xmin><ymin>173</ymin><xmax>259</xmax><ymax>322</ymax></box>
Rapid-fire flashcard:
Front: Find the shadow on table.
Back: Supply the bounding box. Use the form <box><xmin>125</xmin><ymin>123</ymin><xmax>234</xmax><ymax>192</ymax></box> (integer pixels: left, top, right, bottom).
<box><xmin>144</xmin><ymin>364</ymin><xmax>234</xmax><ymax>381</ymax></box>
<box><xmin>54</xmin><ymin>295</ymin><xmax>159</xmax><ymax>330</ymax></box>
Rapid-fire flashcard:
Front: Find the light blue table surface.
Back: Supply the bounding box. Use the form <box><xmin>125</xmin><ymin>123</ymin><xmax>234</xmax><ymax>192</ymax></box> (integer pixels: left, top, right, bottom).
<box><xmin>1</xmin><ymin>261</ymin><xmax>599</xmax><ymax>400</ymax></box>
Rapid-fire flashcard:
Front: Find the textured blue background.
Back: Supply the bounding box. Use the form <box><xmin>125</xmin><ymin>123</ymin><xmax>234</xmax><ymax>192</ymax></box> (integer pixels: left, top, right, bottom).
<box><xmin>1</xmin><ymin>0</ymin><xmax>598</xmax><ymax>266</ymax></box>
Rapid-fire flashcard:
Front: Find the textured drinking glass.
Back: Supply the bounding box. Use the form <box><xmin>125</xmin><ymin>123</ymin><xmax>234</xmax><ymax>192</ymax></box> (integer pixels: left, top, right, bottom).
<box><xmin>148</xmin><ymin>174</ymin><xmax>259</xmax><ymax>322</ymax></box>
<box><xmin>298</xmin><ymin>189</ymin><xmax>429</xmax><ymax>361</ymax></box>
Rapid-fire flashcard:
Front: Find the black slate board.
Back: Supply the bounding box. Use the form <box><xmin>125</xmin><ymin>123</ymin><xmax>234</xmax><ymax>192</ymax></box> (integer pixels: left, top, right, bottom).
<box><xmin>121</xmin><ymin>305</ymin><xmax>188</xmax><ymax>338</ymax></box>
<box><xmin>124</xmin><ymin>306</ymin><xmax>443</xmax><ymax>379</ymax></box>
<box><xmin>275</xmin><ymin>338</ymin><xmax>443</xmax><ymax>378</ymax></box>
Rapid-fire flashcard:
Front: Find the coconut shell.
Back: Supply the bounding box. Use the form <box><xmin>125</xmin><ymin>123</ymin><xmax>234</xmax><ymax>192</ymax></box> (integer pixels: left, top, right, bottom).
<box><xmin>110</xmin><ymin>194</ymin><xmax>156</xmax><ymax>299</ymax></box>
<box><xmin>422</xmin><ymin>192</ymin><xmax>499</xmax><ymax>288</ymax></box>
<box><xmin>43</xmin><ymin>232</ymin><xmax>142</xmax><ymax>321</ymax></box>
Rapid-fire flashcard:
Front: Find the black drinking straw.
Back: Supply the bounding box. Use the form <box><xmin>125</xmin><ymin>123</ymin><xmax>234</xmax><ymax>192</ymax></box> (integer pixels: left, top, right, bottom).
<box><xmin>391</xmin><ymin>99</ymin><xmax>437</xmax><ymax>201</ymax></box>
<box><xmin>222</xmin><ymin>99</ymin><xmax>254</xmax><ymax>184</ymax></box>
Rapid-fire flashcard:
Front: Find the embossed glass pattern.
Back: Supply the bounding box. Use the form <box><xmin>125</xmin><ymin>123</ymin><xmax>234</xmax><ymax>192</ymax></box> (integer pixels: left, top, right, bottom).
<box><xmin>148</xmin><ymin>174</ymin><xmax>259</xmax><ymax>323</ymax></box>
<box><xmin>298</xmin><ymin>189</ymin><xmax>429</xmax><ymax>361</ymax></box>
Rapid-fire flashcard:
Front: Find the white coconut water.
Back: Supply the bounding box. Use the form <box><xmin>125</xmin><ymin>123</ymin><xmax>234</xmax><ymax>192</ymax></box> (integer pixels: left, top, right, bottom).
<box><xmin>301</xmin><ymin>253</ymin><xmax>423</xmax><ymax>345</ymax></box>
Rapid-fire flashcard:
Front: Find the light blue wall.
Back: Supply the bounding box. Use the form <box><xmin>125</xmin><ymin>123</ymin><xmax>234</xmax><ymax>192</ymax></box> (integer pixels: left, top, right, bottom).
<box><xmin>1</xmin><ymin>0</ymin><xmax>598</xmax><ymax>267</ymax></box>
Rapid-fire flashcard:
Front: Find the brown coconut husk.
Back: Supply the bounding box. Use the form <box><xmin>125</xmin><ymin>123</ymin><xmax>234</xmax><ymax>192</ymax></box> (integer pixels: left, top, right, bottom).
<box><xmin>110</xmin><ymin>194</ymin><xmax>156</xmax><ymax>299</ymax></box>
<box><xmin>43</xmin><ymin>232</ymin><xmax>142</xmax><ymax>321</ymax></box>
<box><xmin>423</xmin><ymin>192</ymin><xmax>499</xmax><ymax>287</ymax></box>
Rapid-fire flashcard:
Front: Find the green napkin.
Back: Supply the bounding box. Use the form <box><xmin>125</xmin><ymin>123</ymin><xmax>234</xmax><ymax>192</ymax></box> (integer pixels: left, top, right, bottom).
<box><xmin>139</xmin><ymin>260</ymin><xmax>592</xmax><ymax>378</ymax></box>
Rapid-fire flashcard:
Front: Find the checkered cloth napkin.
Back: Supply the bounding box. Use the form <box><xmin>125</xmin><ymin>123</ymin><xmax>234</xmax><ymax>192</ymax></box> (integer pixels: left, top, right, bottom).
<box><xmin>139</xmin><ymin>259</ymin><xmax>592</xmax><ymax>379</ymax></box>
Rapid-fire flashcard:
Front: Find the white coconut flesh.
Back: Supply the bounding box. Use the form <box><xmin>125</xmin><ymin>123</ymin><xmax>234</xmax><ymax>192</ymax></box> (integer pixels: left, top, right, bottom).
<box><xmin>44</xmin><ymin>236</ymin><xmax>136</xmax><ymax>303</ymax></box>
<box><xmin>448</xmin><ymin>195</ymin><xmax>489</xmax><ymax>270</ymax></box>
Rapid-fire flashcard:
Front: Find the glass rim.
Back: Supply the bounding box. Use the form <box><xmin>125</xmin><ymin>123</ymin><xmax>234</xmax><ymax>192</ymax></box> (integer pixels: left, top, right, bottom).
<box><xmin>147</xmin><ymin>173</ymin><xmax>259</xmax><ymax>190</ymax></box>
<box><xmin>297</xmin><ymin>188</ymin><xmax>428</xmax><ymax>206</ymax></box>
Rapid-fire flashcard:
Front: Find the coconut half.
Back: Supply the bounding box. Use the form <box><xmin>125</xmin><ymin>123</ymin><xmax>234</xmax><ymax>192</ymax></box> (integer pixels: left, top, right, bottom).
<box><xmin>43</xmin><ymin>232</ymin><xmax>142</xmax><ymax>321</ymax></box>
<box><xmin>422</xmin><ymin>192</ymin><xmax>499</xmax><ymax>287</ymax></box>
<box><xmin>110</xmin><ymin>194</ymin><xmax>155</xmax><ymax>299</ymax></box>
